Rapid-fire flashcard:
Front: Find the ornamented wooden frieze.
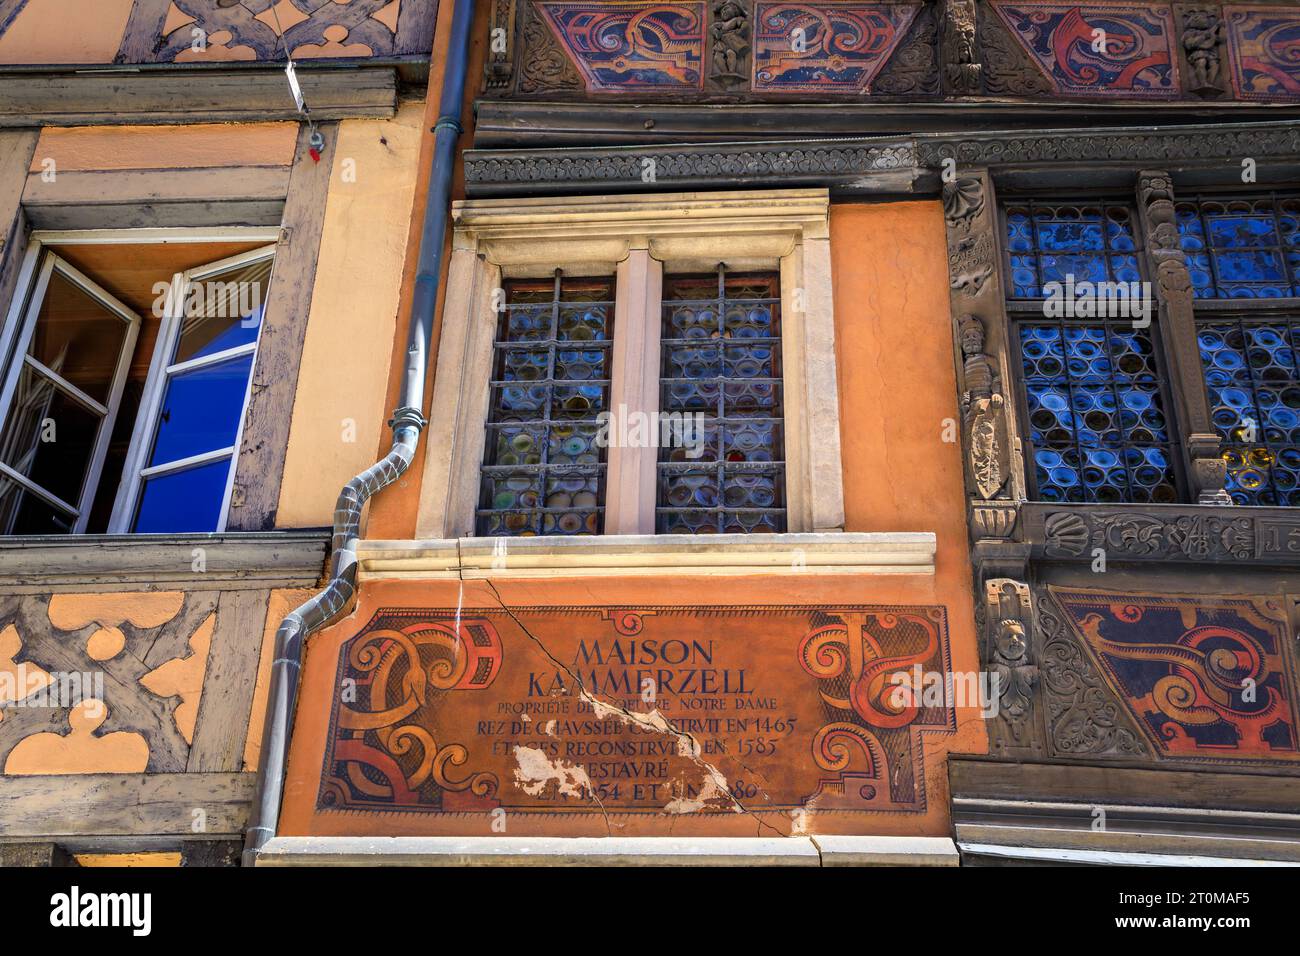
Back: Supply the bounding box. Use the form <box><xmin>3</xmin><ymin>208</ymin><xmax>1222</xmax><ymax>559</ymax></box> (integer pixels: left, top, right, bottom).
<box><xmin>1045</xmin><ymin>588</ymin><xmax>1300</xmax><ymax>767</ymax></box>
<box><xmin>1224</xmin><ymin>4</ymin><xmax>1300</xmax><ymax>100</ymax></box>
<box><xmin>109</xmin><ymin>0</ymin><xmax>435</xmax><ymax>64</ymax></box>
<box><xmin>751</xmin><ymin>2</ymin><xmax>919</xmax><ymax>92</ymax></box>
<box><xmin>1021</xmin><ymin>503</ymin><xmax>1300</xmax><ymax>564</ymax></box>
<box><xmin>487</xmin><ymin>0</ymin><xmax>1300</xmax><ymax>101</ymax></box>
<box><xmin>988</xmin><ymin>0</ymin><xmax>1181</xmax><ymax>98</ymax></box>
<box><xmin>317</xmin><ymin>604</ymin><xmax>962</xmax><ymax>828</ymax></box>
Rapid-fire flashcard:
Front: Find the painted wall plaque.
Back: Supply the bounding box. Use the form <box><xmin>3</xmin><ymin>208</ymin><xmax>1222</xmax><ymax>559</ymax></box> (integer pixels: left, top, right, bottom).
<box><xmin>1225</xmin><ymin>5</ymin><xmax>1300</xmax><ymax>101</ymax></box>
<box><xmin>1051</xmin><ymin>588</ymin><xmax>1300</xmax><ymax>765</ymax></box>
<box><xmin>312</xmin><ymin>602</ymin><xmax>968</xmax><ymax>835</ymax></box>
<box><xmin>752</xmin><ymin>2</ymin><xmax>919</xmax><ymax>93</ymax></box>
<box><xmin>536</xmin><ymin>1</ymin><xmax>707</xmax><ymax>92</ymax></box>
<box><xmin>989</xmin><ymin>1</ymin><xmax>1180</xmax><ymax>98</ymax></box>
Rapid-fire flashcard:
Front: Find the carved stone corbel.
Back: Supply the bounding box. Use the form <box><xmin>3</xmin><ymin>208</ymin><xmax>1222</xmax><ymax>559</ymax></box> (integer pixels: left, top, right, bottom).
<box><xmin>1136</xmin><ymin>170</ymin><xmax>1232</xmax><ymax>504</ymax></box>
<box><xmin>940</xmin><ymin>0</ymin><xmax>981</xmax><ymax>94</ymax></box>
<box><xmin>1181</xmin><ymin>6</ymin><xmax>1224</xmax><ymax>98</ymax></box>
<box><xmin>485</xmin><ymin>0</ymin><xmax>518</xmax><ymax>91</ymax></box>
<box><xmin>983</xmin><ymin>578</ymin><xmax>1041</xmax><ymax>755</ymax></box>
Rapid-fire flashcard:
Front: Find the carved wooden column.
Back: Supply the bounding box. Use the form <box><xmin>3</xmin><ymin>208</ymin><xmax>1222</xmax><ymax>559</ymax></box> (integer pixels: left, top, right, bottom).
<box><xmin>983</xmin><ymin>578</ymin><xmax>1042</xmax><ymax>756</ymax></box>
<box><xmin>940</xmin><ymin>0</ymin><xmax>981</xmax><ymax>94</ymax></box>
<box><xmin>1136</xmin><ymin>170</ymin><xmax>1231</xmax><ymax>504</ymax></box>
<box><xmin>942</xmin><ymin>169</ymin><xmax>1025</xmax><ymax>531</ymax></box>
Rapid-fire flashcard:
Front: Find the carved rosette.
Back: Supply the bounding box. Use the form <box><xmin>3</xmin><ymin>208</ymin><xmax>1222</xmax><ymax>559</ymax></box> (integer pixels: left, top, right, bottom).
<box><xmin>983</xmin><ymin>578</ymin><xmax>1041</xmax><ymax>755</ymax></box>
<box><xmin>1137</xmin><ymin>170</ymin><xmax>1231</xmax><ymax>505</ymax></box>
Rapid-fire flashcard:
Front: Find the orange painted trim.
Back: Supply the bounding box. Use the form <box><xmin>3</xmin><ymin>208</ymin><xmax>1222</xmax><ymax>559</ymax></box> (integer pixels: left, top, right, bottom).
<box><xmin>31</xmin><ymin>124</ymin><xmax>299</xmax><ymax>173</ymax></box>
<box><xmin>365</xmin><ymin>0</ymin><xmax>492</xmax><ymax>540</ymax></box>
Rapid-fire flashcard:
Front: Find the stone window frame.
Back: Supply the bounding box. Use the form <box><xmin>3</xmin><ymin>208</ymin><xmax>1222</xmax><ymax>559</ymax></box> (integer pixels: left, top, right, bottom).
<box><xmin>415</xmin><ymin>188</ymin><xmax>845</xmax><ymax>540</ymax></box>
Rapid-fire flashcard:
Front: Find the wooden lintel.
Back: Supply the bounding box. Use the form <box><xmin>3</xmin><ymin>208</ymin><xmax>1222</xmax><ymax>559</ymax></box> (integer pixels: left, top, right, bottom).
<box><xmin>0</xmin><ymin>67</ymin><xmax>399</xmax><ymax>127</ymax></box>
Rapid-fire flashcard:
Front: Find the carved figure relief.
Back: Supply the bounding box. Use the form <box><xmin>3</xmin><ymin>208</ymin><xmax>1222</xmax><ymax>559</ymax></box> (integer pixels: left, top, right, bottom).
<box><xmin>959</xmin><ymin>314</ymin><xmax>1011</xmax><ymax>500</ymax></box>
<box><xmin>941</xmin><ymin>0</ymin><xmax>981</xmax><ymax>92</ymax></box>
<box><xmin>984</xmin><ymin>579</ymin><xmax>1039</xmax><ymax>752</ymax></box>
<box><xmin>1181</xmin><ymin>6</ymin><xmax>1224</xmax><ymax>96</ymax></box>
<box><xmin>710</xmin><ymin>0</ymin><xmax>750</xmax><ymax>88</ymax></box>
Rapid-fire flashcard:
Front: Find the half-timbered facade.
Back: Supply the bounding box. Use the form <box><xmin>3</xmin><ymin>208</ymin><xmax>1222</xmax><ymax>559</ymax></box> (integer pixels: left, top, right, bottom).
<box><xmin>3</xmin><ymin>0</ymin><xmax>1299</xmax><ymax>867</ymax></box>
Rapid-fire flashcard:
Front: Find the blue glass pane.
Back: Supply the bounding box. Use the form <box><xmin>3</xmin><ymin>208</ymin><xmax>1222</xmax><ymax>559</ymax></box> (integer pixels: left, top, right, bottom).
<box><xmin>1176</xmin><ymin>197</ymin><xmax>1300</xmax><ymax>298</ymax></box>
<box><xmin>1197</xmin><ymin>320</ymin><xmax>1300</xmax><ymax>505</ymax></box>
<box><xmin>132</xmin><ymin>457</ymin><xmax>230</xmax><ymax>533</ymax></box>
<box><xmin>1020</xmin><ymin>323</ymin><xmax>1177</xmax><ymax>504</ymax></box>
<box><xmin>148</xmin><ymin>353</ymin><xmax>254</xmax><ymax>467</ymax></box>
<box><xmin>1004</xmin><ymin>204</ymin><xmax>1138</xmax><ymax>300</ymax></box>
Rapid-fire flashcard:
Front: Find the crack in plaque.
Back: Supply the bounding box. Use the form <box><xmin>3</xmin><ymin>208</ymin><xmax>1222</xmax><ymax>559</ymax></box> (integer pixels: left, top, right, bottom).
<box><xmin>483</xmin><ymin>581</ymin><xmax>784</xmax><ymax>837</ymax></box>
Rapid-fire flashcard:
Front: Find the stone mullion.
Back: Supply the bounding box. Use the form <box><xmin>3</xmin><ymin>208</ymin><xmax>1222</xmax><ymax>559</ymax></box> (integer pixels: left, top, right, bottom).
<box><xmin>1135</xmin><ymin>170</ymin><xmax>1231</xmax><ymax>504</ymax></box>
<box><xmin>604</xmin><ymin>247</ymin><xmax>662</xmax><ymax>535</ymax></box>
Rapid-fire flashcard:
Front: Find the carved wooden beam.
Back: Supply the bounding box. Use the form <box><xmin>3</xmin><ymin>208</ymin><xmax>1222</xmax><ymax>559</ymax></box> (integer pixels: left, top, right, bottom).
<box><xmin>983</xmin><ymin>577</ymin><xmax>1043</xmax><ymax>757</ymax></box>
<box><xmin>941</xmin><ymin>168</ymin><xmax>1026</xmax><ymax>520</ymax></box>
<box><xmin>1136</xmin><ymin>169</ymin><xmax>1231</xmax><ymax>505</ymax></box>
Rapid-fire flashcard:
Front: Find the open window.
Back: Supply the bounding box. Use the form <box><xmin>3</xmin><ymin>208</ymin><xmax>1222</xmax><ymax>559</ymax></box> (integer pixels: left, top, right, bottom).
<box><xmin>0</xmin><ymin>233</ymin><xmax>277</xmax><ymax>535</ymax></box>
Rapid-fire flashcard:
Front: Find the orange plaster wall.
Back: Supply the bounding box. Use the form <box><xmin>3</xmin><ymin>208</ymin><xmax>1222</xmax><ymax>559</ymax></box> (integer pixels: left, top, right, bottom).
<box><xmin>363</xmin><ymin>0</ymin><xmax>492</xmax><ymax>539</ymax></box>
<box><xmin>30</xmin><ymin>123</ymin><xmax>298</xmax><ymax>173</ymax></box>
<box><xmin>278</xmin><ymin>199</ymin><xmax>988</xmax><ymax>838</ymax></box>
<box><xmin>0</xmin><ymin>0</ymin><xmax>132</xmax><ymax>64</ymax></box>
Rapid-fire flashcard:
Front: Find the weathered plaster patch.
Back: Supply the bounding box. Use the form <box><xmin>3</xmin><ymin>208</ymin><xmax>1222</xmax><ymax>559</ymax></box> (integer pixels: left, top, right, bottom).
<box><xmin>512</xmin><ymin>745</ymin><xmax>593</xmax><ymax>798</ymax></box>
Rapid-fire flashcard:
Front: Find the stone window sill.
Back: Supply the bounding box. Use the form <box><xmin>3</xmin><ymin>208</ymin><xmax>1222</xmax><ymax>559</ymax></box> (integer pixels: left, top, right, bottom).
<box><xmin>355</xmin><ymin>532</ymin><xmax>935</xmax><ymax>580</ymax></box>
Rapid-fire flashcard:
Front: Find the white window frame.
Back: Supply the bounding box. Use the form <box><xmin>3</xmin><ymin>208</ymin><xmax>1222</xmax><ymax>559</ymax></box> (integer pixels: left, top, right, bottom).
<box><xmin>0</xmin><ymin>227</ymin><xmax>282</xmax><ymax>536</ymax></box>
<box><xmin>0</xmin><ymin>248</ymin><xmax>141</xmax><ymax>533</ymax></box>
<box><xmin>416</xmin><ymin>189</ymin><xmax>845</xmax><ymax>539</ymax></box>
<box><xmin>108</xmin><ymin>243</ymin><xmax>278</xmax><ymax>533</ymax></box>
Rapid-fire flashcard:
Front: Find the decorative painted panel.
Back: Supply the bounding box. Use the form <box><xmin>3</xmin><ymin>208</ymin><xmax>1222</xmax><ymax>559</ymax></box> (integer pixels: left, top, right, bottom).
<box><xmin>1224</xmin><ymin>4</ymin><xmax>1300</xmax><ymax>101</ymax></box>
<box><xmin>1050</xmin><ymin>588</ymin><xmax>1300</xmax><ymax>766</ymax></box>
<box><xmin>536</xmin><ymin>1</ymin><xmax>707</xmax><ymax>91</ymax></box>
<box><xmin>318</xmin><ymin>605</ymin><xmax>960</xmax><ymax>829</ymax></box>
<box><xmin>751</xmin><ymin>2</ymin><xmax>919</xmax><ymax>93</ymax></box>
<box><xmin>988</xmin><ymin>1</ymin><xmax>1180</xmax><ymax>98</ymax></box>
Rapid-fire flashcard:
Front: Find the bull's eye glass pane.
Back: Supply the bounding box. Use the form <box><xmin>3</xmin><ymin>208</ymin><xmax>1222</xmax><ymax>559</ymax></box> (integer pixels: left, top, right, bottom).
<box><xmin>1005</xmin><ymin>203</ymin><xmax>1139</xmax><ymax>299</ymax></box>
<box><xmin>1018</xmin><ymin>322</ymin><xmax>1178</xmax><ymax>503</ymax></box>
<box><xmin>657</xmin><ymin>267</ymin><xmax>785</xmax><ymax>533</ymax></box>
<box><xmin>1198</xmin><ymin>319</ymin><xmax>1300</xmax><ymax>505</ymax></box>
<box><xmin>476</xmin><ymin>272</ymin><xmax>612</xmax><ymax>536</ymax></box>
<box><xmin>1176</xmin><ymin>195</ymin><xmax>1300</xmax><ymax>299</ymax></box>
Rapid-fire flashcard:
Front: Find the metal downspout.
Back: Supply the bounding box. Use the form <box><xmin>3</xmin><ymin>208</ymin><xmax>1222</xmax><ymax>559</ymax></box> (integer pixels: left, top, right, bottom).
<box><xmin>241</xmin><ymin>0</ymin><xmax>478</xmax><ymax>866</ymax></box>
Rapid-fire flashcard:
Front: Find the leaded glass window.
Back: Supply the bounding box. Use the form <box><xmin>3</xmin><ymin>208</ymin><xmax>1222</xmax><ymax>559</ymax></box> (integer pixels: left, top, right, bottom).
<box><xmin>1175</xmin><ymin>195</ymin><xmax>1300</xmax><ymax>299</ymax></box>
<box><xmin>1004</xmin><ymin>202</ymin><xmax>1141</xmax><ymax>299</ymax></box>
<box><xmin>656</xmin><ymin>267</ymin><xmax>785</xmax><ymax>533</ymax></box>
<box><xmin>1197</xmin><ymin>317</ymin><xmax>1300</xmax><ymax>504</ymax></box>
<box><xmin>476</xmin><ymin>272</ymin><xmax>613</xmax><ymax>536</ymax></box>
<box><xmin>1003</xmin><ymin>201</ymin><xmax>1179</xmax><ymax>503</ymax></box>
